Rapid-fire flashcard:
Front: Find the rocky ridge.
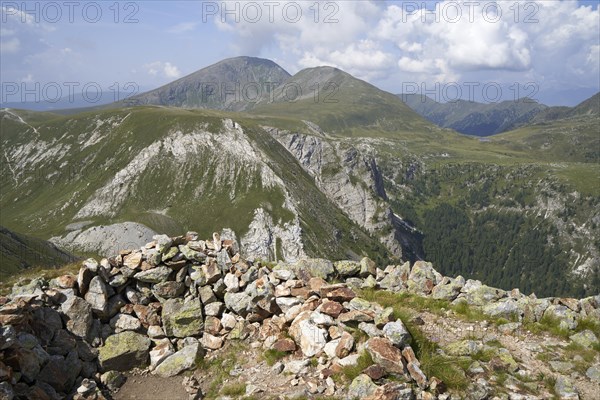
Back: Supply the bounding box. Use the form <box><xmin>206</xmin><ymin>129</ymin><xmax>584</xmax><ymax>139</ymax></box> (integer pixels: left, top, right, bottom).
<box><xmin>0</xmin><ymin>232</ymin><xmax>599</xmax><ymax>400</ymax></box>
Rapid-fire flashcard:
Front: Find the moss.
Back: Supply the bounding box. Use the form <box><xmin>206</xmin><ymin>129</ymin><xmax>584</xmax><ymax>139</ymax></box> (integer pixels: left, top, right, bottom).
<box><xmin>262</xmin><ymin>349</ymin><xmax>288</xmax><ymax>366</ymax></box>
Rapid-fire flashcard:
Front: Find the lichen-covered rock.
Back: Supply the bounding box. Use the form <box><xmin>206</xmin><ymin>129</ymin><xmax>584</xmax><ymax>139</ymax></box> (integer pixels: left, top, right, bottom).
<box><xmin>483</xmin><ymin>298</ymin><xmax>520</xmax><ymax>320</ymax></box>
<box><xmin>133</xmin><ymin>266</ymin><xmax>172</xmax><ymax>283</ymax></box>
<box><xmin>161</xmin><ymin>298</ymin><xmax>204</xmax><ymax>338</ymax></box>
<box><xmin>334</xmin><ymin>260</ymin><xmax>361</xmax><ymax>277</ymax></box>
<box><xmin>445</xmin><ymin>340</ymin><xmax>481</xmax><ymax>356</ymax></box>
<box><xmin>407</xmin><ymin>261</ymin><xmax>440</xmax><ymax>294</ymax></box>
<box><xmin>359</xmin><ymin>257</ymin><xmax>377</xmax><ymax>278</ymax></box>
<box><xmin>554</xmin><ymin>376</ymin><xmax>579</xmax><ymax>399</ymax></box>
<box><xmin>461</xmin><ymin>280</ymin><xmax>505</xmax><ymax>306</ymax></box>
<box><xmin>153</xmin><ymin>343</ymin><xmax>204</xmax><ymax>377</ymax></box>
<box><xmin>84</xmin><ymin>276</ymin><xmax>110</xmax><ymax>315</ymax></box>
<box><xmin>98</xmin><ymin>331</ymin><xmax>150</xmax><ymax>371</ymax></box>
<box><xmin>569</xmin><ymin>330</ymin><xmax>599</xmax><ymax>348</ymax></box>
<box><xmin>543</xmin><ymin>305</ymin><xmax>578</xmax><ymax>330</ymax></box>
<box><xmin>432</xmin><ymin>276</ymin><xmax>464</xmax><ymax>301</ymax></box>
<box><xmin>348</xmin><ymin>374</ymin><xmax>378</xmax><ymax>399</ymax></box>
<box><xmin>279</xmin><ymin>259</ymin><xmax>334</xmax><ymax>282</ymax></box>
<box><xmin>224</xmin><ymin>292</ymin><xmax>252</xmax><ymax>317</ymax></box>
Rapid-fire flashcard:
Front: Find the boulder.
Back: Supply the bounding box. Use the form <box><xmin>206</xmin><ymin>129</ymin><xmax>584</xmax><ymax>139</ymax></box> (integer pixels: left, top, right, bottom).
<box><xmin>365</xmin><ymin>337</ymin><xmax>406</xmax><ymax>375</ymax></box>
<box><xmin>554</xmin><ymin>376</ymin><xmax>579</xmax><ymax>400</ymax></box>
<box><xmin>348</xmin><ymin>374</ymin><xmax>378</xmax><ymax>399</ymax></box>
<box><xmin>98</xmin><ymin>331</ymin><xmax>151</xmax><ymax>371</ymax></box>
<box><xmin>61</xmin><ymin>296</ymin><xmax>93</xmax><ymax>338</ymax></box>
<box><xmin>569</xmin><ymin>330</ymin><xmax>598</xmax><ymax>348</ymax></box>
<box><xmin>382</xmin><ymin>320</ymin><xmax>411</xmax><ymax>348</ymax></box>
<box><xmin>334</xmin><ymin>260</ymin><xmax>361</xmax><ymax>277</ymax></box>
<box><xmin>162</xmin><ymin>298</ymin><xmax>204</xmax><ymax>338</ymax></box>
<box><xmin>133</xmin><ymin>266</ymin><xmax>172</xmax><ymax>283</ymax></box>
<box><xmin>84</xmin><ymin>276</ymin><xmax>110</xmax><ymax>315</ymax></box>
<box><xmin>407</xmin><ymin>261</ymin><xmax>440</xmax><ymax>294</ymax></box>
<box><xmin>483</xmin><ymin>299</ymin><xmax>520</xmax><ymax>320</ymax></box>
<box><xmin>153</xmin><ymin>343</ymin><xmax>204</xmax><ymax>377</ymax></box>
<box><xmin>359</xmin><ymin>257</ymin><xmax>377</xmax><ymax>278</ymax></box>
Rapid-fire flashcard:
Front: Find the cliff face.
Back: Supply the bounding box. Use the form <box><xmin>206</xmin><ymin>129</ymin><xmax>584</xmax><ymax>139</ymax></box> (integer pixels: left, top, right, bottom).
<box><xmin>1</xmin><ymin>232</ymin><xmax>598</xmax><ymax>400</ymax></box>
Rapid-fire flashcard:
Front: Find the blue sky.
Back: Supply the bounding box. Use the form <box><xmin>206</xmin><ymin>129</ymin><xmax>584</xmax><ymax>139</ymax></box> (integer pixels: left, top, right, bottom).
<box><xmin>1</xmin><ymin>1</ymin><xmax>599</xmax><ymax>106</ymax></box>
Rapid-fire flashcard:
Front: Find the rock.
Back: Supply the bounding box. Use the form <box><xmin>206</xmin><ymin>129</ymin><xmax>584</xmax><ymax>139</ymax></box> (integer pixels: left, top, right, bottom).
<box><xmin>289</xmin><ymin>312</ymin><xmax>327</xmax><ymax>357</ymax></box>
<box><xmin>84</xmin><ymin>276</ymin><xmax>110</xmax><ymax>315</ymax></box>
<box><xmin>282</xmin><ymin>259</ymin><xmax>334</xmax><ymax>282</ymax></box>
<box><xmin>334</xmin><ymin>260</ymin><xmax>361</xmax><ymax>277</ymax></box>
<box><xmin>283</xmin><ymin>359</ymin><xmax>310</xmax><ymax>374</ymax></box>
<box><xmin>133</xmin><ymin>304</ymin><xmax>161</xmax><ymax>327</ymax></box>
<box><xmin>462</xmin><ymin>281</ymin><xmax>505</xmax><ymax>306</ymax></box>
<box><xmin>123</xmin><ymin>252</ymin><xmax>142</xmax><ymax>270</ymax></box>
<box><xmin>364</xmin><ymin>382</ymin><xmax>414</xmax><ymax>400</ymax></box>
<box><xmin>549</xmin><ymin>361</ymin><xmax>575</xmax><ymax>373</ymax></box>
<box><xmin>374</xmin><ymin>307</ymin><xmax>394</xmax><ymax>328</ymax></box>
<box><xmin>348</xmin><ymin>374</ymin><xmax>378</xmax><ymax>399</ymax></box>
<box><xmin>543</xmin><ymin>305</ymin><xmax>578</xmax><ymax>330</ymax></box>
<box><xmin>275</xmin><ymin>297</ymin><xmax>302</xmax><ymax>314</ymax></box>
<box><xmin>134</xmin><ymin>266</ymin><xmax>172</xmax><ymax>283</ymax></box>
<box><xmin>147</xmin><ymin>325</ymin><xmax>165</xmax><ymax>338</ymax></box>
<box><xmin>569</xmin><ymin>330</ymin><xmax>599</xmax><ymax>348</ymax></box>
<box><xmin>335</xmin><ymin>331</ymin><xmax>355</xmax><ymax>358</ymax></box>
<box><xmin>272</xmin><ymin>269</ymin><xmax>295</xmax><ymax>281</ymax></box>
<box><xmin>202</xmin><ymin>263</ymin><xmax>222</xmax><ymax>284</ymax></box>
<box><xmin>554</xmin><ymin>376</ymin><xmax>579</xmax><ymax>399</ymax></box>
<box><xmin>154</xmin><ymin>235</ymin><xmax>173</xmax><ymax>254</ymax></box>
<box><xmin>162</xmin><ymin>298</ymin><xmax>204</xmax><ymax>338</ymax></box>
<box><xmin>37</xmin><ymin>350</ymin><xmax>81</xmax><ymax>393</ymax></box>
<box><xmin>364</xmin><ymin>364</ymin><xmax>386</xmax><ymax>380</ymax></box>
<box><xmin>319</xmin><ymin>300</ymin><xmax>344</xmax><ymax>318</ymax></box>
<box><xmin>52</xmin><ymin>274</ymin><xmax>77</xmax><ymax>289</ymax></box>
<box><xmin>483</xmin><ymin>299</ymin><xmax>520</xmax><ymax>320</ymax></box>
<box><xmin>402</xmin><ymin>346</ymin><xmax>419</xmax><ymax>366</ymax></box>
<box><xmin>586</xmin><ymin>366</ymin><xmax>600</xmax><ymax>383</ymax></box>
<box><xmin>359</xmin><ymin>322</ymin><xmax>384</xmax><ymax>338</ymax></box>
<box><xmin>361</xmin><ymin>275</ymin><xmax>378</xmax><ymax>289</ymax></box>
<box><xmin>224</xmin><ymin>291</ymin><xmax>252</xmax><ymax>317</ymax></box>
<box><xmin>198</xmin><ymin>286</ymin><xmax>217</xmax><ymax>305</ymax></box>
<box><xmin>382</xmin><ymin>320</ymin><xmax>411</xmax><ymax>348</ymax></box>
<box><xmin>100</xmin><ymin>370</ymin><xmax>126</xmax><ymax>391</ymax></box>
<box><xmin>200</xmin><ymin>333</ymin><xmax>224</xmax><ymax>350</ymax></box>
<box><xmin>204</xmin><ymin>302</ymin><xmax>224</xmax><ymax>317</ymax></box>
<box><xmin>407</xmin><ymin>362</ymin><xmax>428</xmax><ymax>388</ymax></box>
<box><xmin>152</xmin><ymin>343</ymin><xmax>204</xmax><ymax>378</ymax></box>
<box><xmin>61</xmin><ymin>296</ymin><xmax>93</xmax><ymax>338</ymax></box>
<box><xmin>272</xmin><ymin>338</ymin><xmax>296</xmax><ymax>352</ymax></box>
<box><xmin>0</xmin><ymin>381</ymin><xmax>14</xmax><ymax>400</ymax></box>
<box><xmin>407</xmin><ymin>261</ymin><xmax>440</xmax><ymax>294</ymax></box>
<box><xmin>76</xmin><ymin>378</ymin><xmax>97</xmax><ymax>395</ymax></box>
<box><xmin>179</xmin><ymin>245</ymin><xmax>206</xmax><ymax>262</ymax></box>
<box><xmin>224</xmin><ymin>273</ymin><xmax>240</xmax><ymax>293</ymax></box>
<box><xmin>0</xmin><ymin>326</ymin><xmax>17</xmax><ymax>350</ymax></box>
<box><xmin>152</xmin><ymin>281</ymin><xmax>185</xmax><ymax>299</ymax></box>
<box><xmin>432</xmin><ymin>276</ymin><xmax>464</xmax><ymax>301</ymax></box>
<box><xmin>360</xmin><ymin>257</ymin><xmax>377</xmax><ymax>278</ymax></box>
<box><xmin>109</xmin><ymin>314</ymin><xmax>141</xmax><ymax>332</ymax></box>
<box><xmin>149</xmin><ymin>338</ymin><xmax>175</xmax><ymax>369</ymax></box>
<box><xmin>365</xmin><ymin>337</ymin><xmax>406</xmax><ymax>375</ymax></box>
<box><xmin>98</xmin><ymin>331</ymin><xmax>151</xmax><ymax>371</ymax></box>
<box><xmin>445</xmin><ymin>340</ymin><xmax>481</xmax><ymax>356</ymax></box>
<box><xmin>336</xmin><ymin>353</ymin><xmax>361</xmax><ymax>368</ymax></box>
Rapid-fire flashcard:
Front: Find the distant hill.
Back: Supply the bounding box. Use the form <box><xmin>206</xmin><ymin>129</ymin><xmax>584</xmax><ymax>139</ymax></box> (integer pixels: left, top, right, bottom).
<box><xmin>532</xmin><ymin>92</ymin><xmax>600</xmax><ymax>123</ymax></box>
<box><xmin>126</xmin><ymin>56</ymin><xmax>291</xmax><ymax>111</ymax></box>
<box><xmin>0</xmin><ymin>226</ymin><xmax>76</xmax><ymax>280</ymax></box>
<box><xmin>399</xmin><ymin>94</ymin><xmax>548</xmax><ymax>136</ymax></box>
<box><xmin>252</xmin><ymin>66</ymin><xmax>433</xmax><ymax>134</ymax></box>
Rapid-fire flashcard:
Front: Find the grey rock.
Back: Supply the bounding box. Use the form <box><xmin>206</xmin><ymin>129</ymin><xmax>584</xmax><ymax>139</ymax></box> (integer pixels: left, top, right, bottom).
<box><xmin>134</xmin><ymin>266</ymin><xmax>172</xmax><ymax>283</ymax></box>
<box><xmin>162</xmin><ymin>298</ymin><xmax>204</xmax><ymax>338</ymax></box>
<box><xmin>383</xmin><ymin>320</ymin><xmax>411</xmax><ymax>348</ymax></box>
<box><xmin>61</xmin><ymin>296</ymin><xmax>93</xmax><ymax>338</ymax></box>
<box><xmin>153</xmin><ymin>343</ymin><xmax>204</xmax><ymax>377</ymax></box>
<box><xmin>348</xmin><ymin>374</ymin><xmax>378</xmax><ymax>399</ymax></box>
<box><xmin>98</xmin><ymin>331</ymin><xmax>151</xmax><ymax>371</ymax></box>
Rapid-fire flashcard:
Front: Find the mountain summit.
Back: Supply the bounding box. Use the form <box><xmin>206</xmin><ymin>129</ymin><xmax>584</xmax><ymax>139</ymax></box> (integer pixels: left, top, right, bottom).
<box><xmin>128</xmin><ymin>56</ymin><xmax>291</xmax><ymax>111</ymax></box>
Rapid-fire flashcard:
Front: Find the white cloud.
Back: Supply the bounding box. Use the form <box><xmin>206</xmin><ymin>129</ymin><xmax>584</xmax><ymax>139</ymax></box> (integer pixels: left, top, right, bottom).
<box><xmin>168</xmin><ymin>22</ymin><xmax>198</xmax><ymax>34</ymax></box>
<box><xmin>143</xmin><ymin>61</ymin><xmax>182</xmax><ymax>79</ymax></box>
<box><xmin>1</xmin><ymin>37</ymin><xmax>20</xmax><ymax>53</ymax></box>
<box><xmin>21</xmin><ymin>73</ymin><xmax>33</xmax><ymax>83</ymax></box>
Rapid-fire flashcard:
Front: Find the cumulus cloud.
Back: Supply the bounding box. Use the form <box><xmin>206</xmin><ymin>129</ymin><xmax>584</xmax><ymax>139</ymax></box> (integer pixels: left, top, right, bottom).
<box><xmin>143</xmin><ymin>61</ymin><xmax>182</xmax><ymax>79</ymax></box>
<box><xmin>215</xmin><ymin>0</ymin><xmax>598</xmax><ymax>97</ymax></box>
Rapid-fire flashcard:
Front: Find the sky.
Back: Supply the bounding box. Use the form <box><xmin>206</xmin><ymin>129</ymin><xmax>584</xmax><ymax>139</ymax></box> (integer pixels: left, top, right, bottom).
<box><xmin>1</xmin><ymin>0</ymin><xmax>599</xmax><ymax>106</ymax></box>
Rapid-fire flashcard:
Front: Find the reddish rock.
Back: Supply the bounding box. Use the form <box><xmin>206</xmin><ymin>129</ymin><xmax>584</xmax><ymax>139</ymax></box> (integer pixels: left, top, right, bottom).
<box><xmin>309</xmin><ymin>277</ymin><xmax>327</xmax><ymax>293</ymax></box>
<box><xmin>363</xmin><ymin>364</ymin><xmax>386</xmax><ymax>380</ymax></box>
<box><xmin>338</xmin><ymin>310</ymin><xmax>373</xmax><ymax>323</ymax></box>
<box><xmin>402</xmin><ymin>345</ymin><xmax>419</xmax><ymax>366</ymax></box>
<box><xmin>272</xmin><ymin>338</ymin><xmax>297</xmax><ymax>352</ymax></box>
<box><xmin>365</xmin><ymin>337</ymin><xmax>406</xmax><ymax>375</ymax></box>
<box><xmin>290</xmin><ymin>287</ymin><xmax>310</xmax><ymax>299</ymax></box>
<box><xmin>320</xmin><ymin>301</ymin><xmax>344</xmax><ymax>318</ymax></box>
<box><xmin>335</xmin><ymin>332</ymin><xmax>354</xmax><ymax>358</ymax></box>
<box><xmin>429</xmin><ymin>376</ymin><xmax>446</xmax><ymax>394</ymax></box>
<box><xmin>133</xmin><ymin>304</ymin><xmax>161</xmax><ymax>327</ymax></box>
<box><xmin>364</xmin><ymin>382</ymin><xmax>412</xmax><ymax>400</ymax></box>
<box><xmin>407</xmin><ymin>362</ymin><xmax>428</xmax><ymax>389</ymax></box>
<box><xmin>123</xmin><ymin>252</ymin><xmax>142</xmax><ymax>270</ymax></box>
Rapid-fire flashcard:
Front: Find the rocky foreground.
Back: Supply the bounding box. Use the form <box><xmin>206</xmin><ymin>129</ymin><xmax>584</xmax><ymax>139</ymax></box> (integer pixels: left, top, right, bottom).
<box><xmin>0</xmin><ymin>232</ymin><xmax>599</xmax><ymax>400</ymax></box>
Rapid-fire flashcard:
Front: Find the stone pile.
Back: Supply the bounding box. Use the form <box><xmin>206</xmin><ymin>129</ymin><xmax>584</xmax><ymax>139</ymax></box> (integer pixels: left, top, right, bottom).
<box><xmin>1</xmin><ymin>232</ymin><xmax>598</xmax><ymax>400</ymax></box>
<box><xmin>377</xmin><ymin>261</ymin><xmax>600</xmax><ymax>330</ymax></box>
<box><xmin>0</xmin><ymin>233</ymin><xmax>437</xmax><ymax>400</ymax></box>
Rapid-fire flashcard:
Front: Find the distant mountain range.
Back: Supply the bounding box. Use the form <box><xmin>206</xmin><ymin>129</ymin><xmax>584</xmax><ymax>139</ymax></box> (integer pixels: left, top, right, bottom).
<box><xmin>1</xmin><ymin>56</ymin><xmax>598</xmax><ymax>297</ymax></box>
<box><xmin>400</xmin><ymin>92</ymin><xmax>599</xmax><ymax>136</ymax></box>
